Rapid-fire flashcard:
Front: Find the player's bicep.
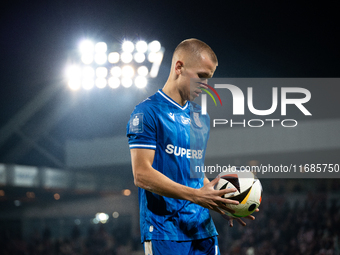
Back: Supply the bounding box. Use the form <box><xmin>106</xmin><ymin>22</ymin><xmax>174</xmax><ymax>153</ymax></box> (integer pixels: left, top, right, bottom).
<box><xmin>130</xmin><ymin>148</ymin><xmax>155</xmax><ymax>169</ymax></box>
<box><xmin>130</xmin><ymin>148</ymin><xmax>155</xmax><ymax>186</ymax></box>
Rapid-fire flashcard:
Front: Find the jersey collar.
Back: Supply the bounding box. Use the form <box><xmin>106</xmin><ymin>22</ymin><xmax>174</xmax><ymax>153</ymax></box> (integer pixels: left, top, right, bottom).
<box><xmin>158</xmin><ymin>89</ymin><xmax>189</xmax><ymax>110</ymax></box>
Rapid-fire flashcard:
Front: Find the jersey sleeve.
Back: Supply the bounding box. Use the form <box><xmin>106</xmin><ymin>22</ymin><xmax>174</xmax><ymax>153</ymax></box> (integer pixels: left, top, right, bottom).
<box><xmin>126</xmin><ymin>103</ymin><xmax>157</xmax><ymax>150</ymax></box>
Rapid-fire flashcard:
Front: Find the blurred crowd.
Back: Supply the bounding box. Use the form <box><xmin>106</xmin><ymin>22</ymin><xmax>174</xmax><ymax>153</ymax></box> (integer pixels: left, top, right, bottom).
<box><xmin>0</xmin><ymin>223</ymin><xmax>141</xmax><ymax>255</ymax></box>
<box><xmin>1</xmin><ymin>179</ymin><xmax>339</xmax><ymax>255</ymax></box>
<box><xmin>215</xmin><ymin>180</ymin><xmax>340</xmax><ymax>255</ymax></box>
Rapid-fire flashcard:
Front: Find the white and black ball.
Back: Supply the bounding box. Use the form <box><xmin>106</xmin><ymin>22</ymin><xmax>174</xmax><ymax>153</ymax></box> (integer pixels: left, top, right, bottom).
<box><xmin>214</xmin><ymin>168</ymin><xmax>262</xmax><ymax>218</ymax></box>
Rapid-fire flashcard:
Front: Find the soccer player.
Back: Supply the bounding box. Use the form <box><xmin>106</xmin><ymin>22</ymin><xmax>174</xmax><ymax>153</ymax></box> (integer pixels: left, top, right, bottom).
<box><xmin>127</xmin><ymin>39</ymin><xmax>256</xmax><ymax>255</ymax></box>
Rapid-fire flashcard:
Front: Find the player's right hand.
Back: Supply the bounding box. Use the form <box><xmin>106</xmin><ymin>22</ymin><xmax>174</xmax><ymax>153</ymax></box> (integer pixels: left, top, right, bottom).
<box><xmin>192</xmin><ymin>176</ymin><xmax>239</xmax><ymax>215</ymax></box>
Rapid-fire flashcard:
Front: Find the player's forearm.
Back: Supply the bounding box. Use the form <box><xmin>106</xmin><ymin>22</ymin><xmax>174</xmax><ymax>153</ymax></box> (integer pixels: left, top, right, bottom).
<box><xmin>133</xmin><ymin>166</ymin><xmax>198</xmax><ymax>202</ymax></box>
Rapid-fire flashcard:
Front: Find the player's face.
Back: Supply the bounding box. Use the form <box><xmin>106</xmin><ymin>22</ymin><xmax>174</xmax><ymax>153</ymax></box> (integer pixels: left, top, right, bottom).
<box><xmin>178</xmin><ymin>52</ymin><xmax>217</xmax><ymax>102</ymax></box>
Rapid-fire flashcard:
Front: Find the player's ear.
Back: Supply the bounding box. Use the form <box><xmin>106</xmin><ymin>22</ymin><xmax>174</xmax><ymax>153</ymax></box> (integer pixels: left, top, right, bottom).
<box><xmin>175</xmin><ymin>60</ymin><xmax>184</xmax><ymax>75</ymax></box>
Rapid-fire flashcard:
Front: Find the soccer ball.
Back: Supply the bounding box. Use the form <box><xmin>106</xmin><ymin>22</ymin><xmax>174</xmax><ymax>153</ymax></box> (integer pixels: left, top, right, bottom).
<box><xmin>214</xmin><ymin>168</ymin><xmax>262</xmax><ymax>218</ymax></box>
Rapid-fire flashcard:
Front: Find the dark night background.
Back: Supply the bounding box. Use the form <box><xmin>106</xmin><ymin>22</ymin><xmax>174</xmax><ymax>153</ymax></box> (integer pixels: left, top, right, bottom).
<box><xmin>0</xmin><ymin>1</ymin><xmax>339</xmax><ymax>254</ymax></box>
<box><xmin>1</xmin><ymin>1</ymin><xmax>339</xmax><ymax>158</ymax></box>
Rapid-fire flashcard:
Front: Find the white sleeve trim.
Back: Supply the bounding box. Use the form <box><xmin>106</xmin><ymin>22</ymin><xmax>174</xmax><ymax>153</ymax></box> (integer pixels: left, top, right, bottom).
<box><xmin>129</xmin><ymin>144</ymin><xmax>156</xmax><ymax>149</ymax></box>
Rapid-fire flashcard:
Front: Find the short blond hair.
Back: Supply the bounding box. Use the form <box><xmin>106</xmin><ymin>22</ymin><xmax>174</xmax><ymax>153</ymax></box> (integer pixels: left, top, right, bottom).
<box><xmin>173</xmin><ymin>38</ymin><xmax>218</xmax><ymax>65</ymax></box>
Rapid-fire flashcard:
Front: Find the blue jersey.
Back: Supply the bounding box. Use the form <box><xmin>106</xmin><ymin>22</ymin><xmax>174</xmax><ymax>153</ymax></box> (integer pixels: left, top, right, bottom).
<box><xmin>127</xmin><ymin>89</ymin><xmax>217</xmax><ymax>242</ymax></box>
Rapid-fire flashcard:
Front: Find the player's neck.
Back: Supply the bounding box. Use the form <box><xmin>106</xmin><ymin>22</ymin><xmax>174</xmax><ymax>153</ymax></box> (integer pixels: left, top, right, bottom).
<box><xmin>162</xmin><ymin>82</ymin><xmax>187</xmax><ymax>106</ymax></box>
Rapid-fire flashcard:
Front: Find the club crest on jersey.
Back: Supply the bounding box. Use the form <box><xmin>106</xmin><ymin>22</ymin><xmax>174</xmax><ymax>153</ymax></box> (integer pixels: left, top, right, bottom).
<box><xmin>133</xmin><ymin>116</ymin><xmax>139</xmax><ymax>126</ymax></box>
<box><xmin>181</xmin><ymin>116</ymin><xmax>190</xmax><ymax>125</ymax></box>
<box><xmin>130</xmin><ymin>113</ymin><xmax>143</xmax><ymax>133</ymax></box>
<box><xmin>193</xmin><ymin>112</ymin><xmax>202</xmax><ymax>128</ymax></box>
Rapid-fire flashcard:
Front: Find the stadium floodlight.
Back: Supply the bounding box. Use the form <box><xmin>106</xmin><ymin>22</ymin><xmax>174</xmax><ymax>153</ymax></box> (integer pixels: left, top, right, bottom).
<box><xmin>79</xmin><ymin>40</ymin><xmax>94</xmax><ymax>54</ymax></box>
<box><xmin>108</xmin><ymin>77</ymin><xmax>120</xmax><ymax>88</ymax></box>
<box><xmin>134</xmin><ymin>52</ymin><xmax>145</xmax><ymax>63</ymax></box>
<box><xmin>81</xmin><ymin>54</ymin><xmax>94</xmax><ymax>64</ymax></box>
<box><xmin>95</xmin><ymin>42</ymin><xmax>107</xmax><ymax>53</ymax></box>
<box><xmin>155</xmin><ymin>52</ymin><xmax>164</xmax><ymax>63</ymax></box>
<box><xmin>137</xmin><ymin>66</ymin><xmax>148</xmax><ymax>76</ymax></box>
<box><xmin>121</xmin><ymin>52</ymin><xmax>133</xmax><ymax>64</ymax></box>
<box><xmin>136</xmin><ymin>40</ymin><xmax>148</xmax><ymax>53</ymax></box>
<box><xmin>67</xmin><ymin>39</ymin><xmax>164</xmax><ymax>90</ymax></box>
<box><xmin>148</xmin><ymin>40</ymin><xmax>161</xmax><ymax>52</ymax></box>
<box><xmin>122</xmin><ymin>40</ymin><xmax>134</xmax><ymax>53</ymax></box>
<box><xmin>82</xmin><ymin>66</ymin><xmax>95</xmax><ymax>78</ymax></box>
<box><xmin>108</xmin><ymin>52</ymin><xmax>120</xmax><ymax>63</ymax></box>
<box><xmin>82</xmin><ymin>78</ymin><xmax>94</xmax><ymax>90</ymax></box>
<box><xmin>66</xmin><ymin>65</ymin><xmax>82</xmax><ymax>90</ymax></box>
<box><xmin>66</xmin><ymin>65</ymin><xmax>81</xmax><ymax>79</ymax></box>
<box><xmin>135</xmin><ymin>76</ymin><xmax>147</xmax><ymax>88</ymax></box>
<box><xmin>95</xmin><ymin>78</ymin><xmax>107</xmax><ymax>89</ymax></box>
<box><xmin>121</xmin><ymin>77</ymin><xmax>133</xmax><ymax>88</ymax></box>
<box><xmin>94</xmin><ymin>53</ymin><xmax>107</xmax><ymax>65</ymax></box>
<box><xmin>150</xmin><ymin>52</ymin><xmax>164</xmax><ymax>78</ymax></box>
<box><xmin>110</xmin><ymin>66</ymin><xmax>122</xmax><ymax>77</ymax></box>
<box><xmin>147</xmin><ymin>52</ymin><xmax>157</xmax><ymax>63</ymax></box>
<box><xmin>96</xmin><ymin>67</ymin><xmax>108</xmax><ymax>78</ymax></box>
<box><xmin>121</xmin><ymin>65</ymin><xmax>134</xmax><ymax>78</ymax></box>
<box><xmin>68</xmin><ymin>79</ymin><xmax>81</xmax><ymax>91</ymax></box>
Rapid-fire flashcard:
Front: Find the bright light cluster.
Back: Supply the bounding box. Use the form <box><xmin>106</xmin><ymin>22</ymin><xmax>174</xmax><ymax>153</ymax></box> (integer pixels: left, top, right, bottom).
<box><xmin>91</xmin><ymin>212</ymin><xmax>120</xmax><ymax>224</ymax></box>
<box><xmin>66</xmin><ymin>40</ymin><xmax>164</xmax><ymax>91</ymax></box>
<box><xmin>93</xmin><ymin>212</ymin><xmax>109</xmax><ymax>224</ymax></box>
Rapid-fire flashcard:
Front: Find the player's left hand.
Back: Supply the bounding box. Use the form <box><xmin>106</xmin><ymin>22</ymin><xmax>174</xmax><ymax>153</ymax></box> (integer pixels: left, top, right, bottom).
<box><xmin>222</xmin><ymin>208</ymin><xmax>259</xmax><ymax>227</ymax></box>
